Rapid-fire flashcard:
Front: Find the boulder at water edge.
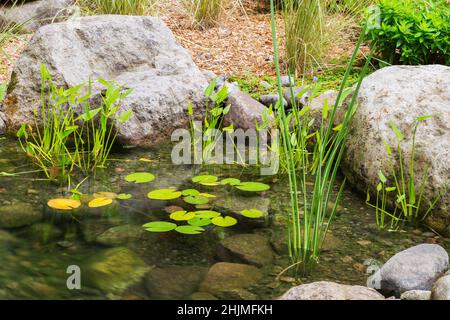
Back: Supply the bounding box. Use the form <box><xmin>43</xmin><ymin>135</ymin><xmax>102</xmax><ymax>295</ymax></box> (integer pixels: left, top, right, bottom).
<box><xmin>368</xmin><ymin>244</ymin><xmax>448</xmax><ymax>297</ymax></box>
<box><xmin>3</xmin><ymin>15</ymin><xmax>208</xmax><ymax>147</ymax></box>
<box><xmin>279</xmin><ymin>281</ymin><xmax>385</xmax><ymax>300</ymax></box>
<box><xmin>0</xmin><ymin>0</ymin><xmax>76</xmax><ymax>32</ymax></box>
<box><xmin>342</xmin><ymin>65</ymin><xmax>450</xmax><ymax>235</ymax></box>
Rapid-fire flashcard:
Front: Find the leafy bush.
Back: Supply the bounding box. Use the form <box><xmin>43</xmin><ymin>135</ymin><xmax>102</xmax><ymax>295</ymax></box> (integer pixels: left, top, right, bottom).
<box><xmin>365</xmin><ymin>0</ymin><xmax>450</xmax><ymax>65</ymax></box>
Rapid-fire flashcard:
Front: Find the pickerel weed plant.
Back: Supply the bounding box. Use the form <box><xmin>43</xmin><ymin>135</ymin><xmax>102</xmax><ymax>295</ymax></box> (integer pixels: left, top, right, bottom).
<box><xmin>366</xmin><ymin>116</ymin><xmax>443</xmax><ymax>230</ymax></box>
<box><xmin>270</xmin><ymin>0</ymin><xmax>374</xmax><ymax>274</ymax></box>
<box><xmin>17</xmin><ymin>65</ymin><xmax>133</xmax><ymax>181</ymax></box>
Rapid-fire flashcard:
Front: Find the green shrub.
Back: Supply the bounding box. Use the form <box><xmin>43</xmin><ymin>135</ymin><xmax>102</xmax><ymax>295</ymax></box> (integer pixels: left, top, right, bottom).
<box><xmin>365</xmin><ymin>0</ymin><xmax>449</xmax><ymax>65</ymax></box>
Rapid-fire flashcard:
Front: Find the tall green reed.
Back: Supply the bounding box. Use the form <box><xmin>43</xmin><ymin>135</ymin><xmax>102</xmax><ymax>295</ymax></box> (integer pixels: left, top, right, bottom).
<box><xmin>76</xmin><ymin>0</ymin><xmax>157</xmax><ymax>16</ymax></box>
<box><xmin>271</xmin><ymin>0</ymin><xmax>373</xmax><ymax>273</ymax></box>
<box><xmin>184</xmin><ymin>0</ymin><xmax>224</xmax><ymax>28</ymax></box>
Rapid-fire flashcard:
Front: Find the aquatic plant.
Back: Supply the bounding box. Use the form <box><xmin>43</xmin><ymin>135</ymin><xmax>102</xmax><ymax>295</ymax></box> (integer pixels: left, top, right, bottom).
<box><xmin>270</xmin><ymin>0</ymin><xmax>373</xmax><ymax>274</ymax></box>
<box><xmin>16</xmin><ymin>65</ymin><xmax>133</xmax><ymax>180</ymax></box>
<box><xmin>366</xmin><ymin>116</ymin><xmax>443</xmax><ymax>229</ymax></box>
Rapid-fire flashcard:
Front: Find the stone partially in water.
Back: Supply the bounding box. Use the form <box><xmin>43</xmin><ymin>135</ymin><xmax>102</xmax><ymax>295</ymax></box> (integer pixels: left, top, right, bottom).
<box><xmin>0</xmin><ymin>203</ymin><xmax>42</xmax><ymax>228</ymax></box>
<box><xmin>145</xmin><ymin>266</ymin><xmax>208</xmax><ymax>299</ymax></box>
<box><xmin>84</xmin><ymin>247</ymin><xmax>151</xmax><ymax>296</ymax></box>
<box><xmin>95</xmin><ymin>225</ymin><xmax>146</xmax><ymax>246</ymax></box>
<box><xmin>199</xmin><ymin>262</ymin><xmax>263</xmax><ymax>299</ymax></box>
<box><xmin>368</xmin><ymin>244</ymin><xmax>449</xmax><ymax>297</ymax></box>
<box><xmin>279</xmin><ymin>281</ymin><xmax>385</xmax><ymax>300</ymax></box>
<box><xmin>431</xmin><ymin>275</ymin><xmax>450</xmax><ymax>300</ymax></box>
<box><xmin>218</xmin><ymin>233</ymin><xmax>274</xmax><ymax>267</ymax></box>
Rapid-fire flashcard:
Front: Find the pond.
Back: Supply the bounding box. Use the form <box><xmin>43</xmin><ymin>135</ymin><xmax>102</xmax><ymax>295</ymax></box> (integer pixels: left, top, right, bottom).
<box><xmin>0</xmin><ymin>136</ymin><xmax>448</xmax><ymax>300</ymax></box>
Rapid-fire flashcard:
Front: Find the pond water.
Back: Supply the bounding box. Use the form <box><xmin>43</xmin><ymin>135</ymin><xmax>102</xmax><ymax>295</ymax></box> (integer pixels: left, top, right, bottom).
<box><xmin>0</xmin><ymin>136</ymin><xmax>449</xmax><ymax>300</ymax></box>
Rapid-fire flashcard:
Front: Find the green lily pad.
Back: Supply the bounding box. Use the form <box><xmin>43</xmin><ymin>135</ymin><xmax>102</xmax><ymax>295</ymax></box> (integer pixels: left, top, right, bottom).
<box><xmin>181</xmin><ymin>189</ymin><xmax>200</xmax><ymax>196</ymax></box>
<box><xmin>192</xmin><ymin>175</ymin><xmax>218</xmax><ymax>185</ymax></box>
<box><xmin>240</xmin><ymin>208</ymin><xmax>264</xmax><ymax>218</ymax></box>
<box><xmin>183</xmin><ymin>195</ymin><xmax>209</xmax><ymax>205</ymax></box>
<box><xmin>194</xmin><ymin>210</ymin><xmax>221</xmax><ymax>219</ymax></box>
<box><xmin>175</xmin><ymin>225</ymin><xmax>205</xmax><ymax>235</ymax></box>
<box><xmin>220</xmin><ymin>178</ymin><xmax>241</xmax><ymax>186</ymax></box>
<box><xmin>211</xmin><ymin>216</ymin><xmax>237</xmax><ymax>227</ymax></box>
<box><xmin>117</xmin><ymin>193</ymin><xmax>132</xmax><ymax>200</ymax></box>
<box><xmin>143</xmin><ymin>221</ymin><xmax>177</xmax><ymax>232</ymax></box>
<box><xmin>188</xmin><ymin>218</ymin><xmax>212</xmax><ymax>227</ymax></box>
<box><xmin>235</xmin><ymin>182</ymin><xmax>270</xmax><ymax>192</ymax></box>
<box><xmin>125</xmin><ymin>172</ymin><xmax>155</xmax><ymax>184</ymax></box>
<box><xmin>170</xmin><ymin>210</ymin><xmax>196</xmax><ymax>221</ymax></box>
<box><xmin>148</xmin><ymin>189</ymin><xmax>182</xmax><ymax>200</ymax></box>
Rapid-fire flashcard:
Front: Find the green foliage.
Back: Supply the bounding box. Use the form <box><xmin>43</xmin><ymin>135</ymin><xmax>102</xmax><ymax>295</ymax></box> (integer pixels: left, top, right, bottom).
<box><xmin>76</xmin><ymin>0</ymin><xmax>157</xmax><ymax>15</ymax></box>
<box><xmin>328</xmin><ymin>0</ymin><xmax>373</xmax><ymax>16</ymax></box>
<box><xmin>125</xmin><ymin>172</ymin><xmax>155</xmax><ymax>184</ymax></box>
<box><xmin>184</xmin><ymin>0</ymin><xmax>224</xmax><ymax>28</ymax></box>
<box><xmin>0</xmin><ymin>83</ymin><xmax>6</xmax><ymax>103</ymax></box>
<box><xmin>270</xmin><ymin>0</ymin><xmax>374</xmax><ymax>274</ymax></box>
<box><xmin>16</xmin><ymin>65</ymin><xmax>133</xmax><ymax>180</ymax></box>
<box><xmin>365</xmin><ymin>0</ymin><xmax>450</xmax><ymax>65</ymax></box>
<box><xmin>147</xmin><ymin>189</ymin><xmax>182</xmax><ymax>200</ymax></box>
<box><xmin>366</xmin><ymin>117</ymin><xmax>443</xmax><ymax>229</ymax></box>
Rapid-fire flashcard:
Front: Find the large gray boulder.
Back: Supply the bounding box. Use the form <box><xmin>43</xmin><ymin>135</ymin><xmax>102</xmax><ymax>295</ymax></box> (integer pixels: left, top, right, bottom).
<box><xmin>279</xmin><ymin>281</ymin><xmax>384</xmax><ymax>300</ymax></box>
<box><xmin>0</xmin><ymin>0</ymin><xmax>76</xmax><ymax>32</ymax></box>
<box><xmin>368</xmin><ymin>244</ymin><xmax>449</xmax><ymax>297</ymax></box>
<box><xmin>342</xmin><ymin>65</ymin><xmax>450</xmax><ymax>234</ymax></box>
<box><xmin>3</xmin><ymin>15</ymin><xmax>208</xmax><ymax>147</ymax></box>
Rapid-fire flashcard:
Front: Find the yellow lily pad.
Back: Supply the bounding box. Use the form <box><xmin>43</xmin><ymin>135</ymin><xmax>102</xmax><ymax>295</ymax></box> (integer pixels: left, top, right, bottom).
<box><xmin>47</xmin><ymin>198</ymin><xmax>81</xmax><ymax>211</ymax></box>
<box><xmin>88</xmin><ymin>197</ymin><xmax>113</xmax><ymax>208</ymax></box>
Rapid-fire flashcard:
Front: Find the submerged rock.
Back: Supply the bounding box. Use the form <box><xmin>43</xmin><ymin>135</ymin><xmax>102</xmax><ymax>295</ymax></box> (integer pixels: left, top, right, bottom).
<box><xmin>84</xmin><ymin>247</ymin><xmax>151</xmax><ymax>296</ymax></box>
<box><xmin>218</xmin><ymin>233</ymin><xmax>274</xmax><ymax>267</ymax></box>
<box><xmin>199</xmin><ymin>262</ymin><xmax>263</xmax><ymax>299</ymax></box>
<box><xmin>3</xmin><ymin>15</ymin><xmax>207</xmax><ymax>147</ymax></box>
<box><xmin>95</xmin><ymin>225</ymin><xmax>146</xmax><ymax>246</ymax></box>
<box><xmin>368</xmin><ymin>244</ymin><xmax>448</xmax><ymax>296</ymax></box>
<box><xmin>279</xmin><ymin>281</ymin><xmax>384</xmax><ymax>300</ymax></box>
<box><xmin>0</xmin><ymin>0</ymin><xmax>76</xmax><ymax>32</ymax></box>
<box><xmin>342</xmin><ymin>65</ymin><xmax>450</xmax><ymax>235</ymax></box>
<box><xmin>400</xmin><ymin>290</ymin><xmax>431</xmax><ymax>300</ymax></box>
<box><xmin>431</xmin><ymin>275</ymin><xmax>450</xmax><ymax>300</ymax></box>
<box><xmin>0</xmin><ymin>202</ymin><xmax>42</xmax><ymax>228</ymax></box>
<box><xmin>145</xmin><ymin>266</ymin><xmax>208</xmax><ymax>299</ymax></box>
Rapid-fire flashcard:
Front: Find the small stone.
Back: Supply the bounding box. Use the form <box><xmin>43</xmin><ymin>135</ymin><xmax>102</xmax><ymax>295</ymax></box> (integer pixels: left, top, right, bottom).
<box><xmin>422</xmin><ymin>232</ymin><xmax>436</xmax><ymax>238</ymax></box>
<box><xmin>357</xmin><ymin>240</ymin><xmax>372</xmax><ymax>246</ymax></box>
<box><xmin>280</xmin><ymin>75</ymin><xmax>295</xmax><ymax>87</ymax></box>
<box><xmin>283</xmin><ymin>86</ymin><xmax>311</xmax><ymax>107</ymax></box>
<box><xmin>353</xmin><ymin>263</ymin><xmax>365</xmax><ymax>273</ymax></box>
<box><xmin>341</xmin><ymin>256</ymin><xmax>354</xmax><ymax>264</ymax></box>
<box><xmin>259</xmin><ymin>80</ymin><xmax>271</xmax><ymax>89</ymax></box>
<box><xmin>400</xmin><ymin>290</ymin><xmax>431</xmax><ymax>300</ymax></box>
<box><xmin>27</xmin><ymin>189</ymin><xmax>39</xmax><ymax>195</ymax></box>
<box><xmin>259</xmin><ymin>94</ymin><xmax>287</xmax><ymax>108</ymax></box>
<box><xmin>57</xmin><ymin>241</ymin><xmax>74</xmax><ymax>248</ymax></box>
<box><xmin>431</xmin><ymin>275</ymin><xmax>450</xmax><ymax>300</ymax></box>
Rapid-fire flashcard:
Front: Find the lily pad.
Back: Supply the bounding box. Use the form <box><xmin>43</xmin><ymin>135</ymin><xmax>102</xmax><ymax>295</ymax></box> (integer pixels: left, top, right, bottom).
<box><xmin>170</xmin><ymin>210</ymin><xmax>196</xmax><ymax>221</ymax></box>
<box><xmin>220</xmin><ymin>178</ymin><xmax>241</xmax><ymax>186</ymax></box>
<box><xmin>198</xmin><ymin>193</ymin><xmax>216</xmax><ymax>198</ymax></box>
<box><xmin>93</xmin><ymin>192</ymin><xmax>117</xmax><ymax>200</ymax></box>
<box><xmin>188</xmin><ymin>218</ymin><xmax>212</xmax><ymax>227</ymax></box>
<box><xmin>211</xmin><ymin>216</ymin><xmax>237</xmax><ymax>227</ymax></box>
<box><xmin>192</xmin><ymin>175</ymin><xmax>218</xmax><ymax>185</ymax></box>
<box><xmin>194</xmin><ymin>210</ymin><xmax>221</xmax><ymax>219</ymax></box>
<box><xmin>240</xmin><ymin>208</ymin><xmax>264</xmax><ymax>219</ymax></box>
<box><xmin>125</xmin><ymin>172</ymin><xmax>155</xmax><ymax>184</ymax></box>
<box><xmin>143</xmin><ymin>221</ymin><xmax>177</xmax><ymax>232</ymax></box>
<box><xmin>235</xmin><ymin>182</ymin><xmax>270</xmax><ymax>192</ymax></box>
<box><xmin>117</xmin><ymin>193</ymin><xmax>132</xmax><ymax>200</ymax></box>
<box><xmin>175</xmin><ymin>225</ymin><xmax>205</xmax><ymax>235</ymax></box>
<box><xmin>183</xmin><ymin>195</ymin><xmax>209</xmax><ymax>205</ymax></box>
<box><xmin>88</xmin><ymin>197</ymin><xmax>113</xmax><ymax>208</ymax></box>
<box><xmin>148</xmin><ymin>189</ymin><xmax>182</xmax><ymax>200</ymax></box>
<box><xmin>47</xmin><ymin>198</ymin><xmax>81</xmax><ymax>211</ymax></box>
<box><xmin>181</xmin><ymin>189</ymin><xmax>200</xmax><ymax>196</ymax></box>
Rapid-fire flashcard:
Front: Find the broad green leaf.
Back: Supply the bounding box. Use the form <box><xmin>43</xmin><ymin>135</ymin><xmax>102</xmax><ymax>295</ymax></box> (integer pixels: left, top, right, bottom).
<box><xmin>117</xmin><ymin>193</ymin><xmax>132</xmax><ymax>200</ymax></box>
<box><xmin>240</xmin><ymin>209</ymin><xmax>264</xmax><ymax>219</ymax></box>
<box><xmin>118</xmin><ymin>109</ymin><xmax>133</xmax><ymax>124</ymax></box>
<box><xmin>211</xmin><ymin>216</ymin><xmax>237</xmax><ymax>227</ymax></box>
<box><xmin>378</xmin><ymin>171</ymin><xmax>387</xmax><ymax>184</ymax></box>
<box><xmin>125</xmin><ymin>172</ymin><xmax>155</xmax><ymax>184</ymax></box>
<box><xmin>183</xmin><ymin>195</ymin><xmax>209</xmax><ymax>205</ymax></box>
<box><xmin>175</xmin><ymin>225</ymin><xmax>205</xmax><ymax>235</ymax></box>
<box><xmin>187</xmin><ymin>101</ymin><xmax>194</xmax><ymax>116</ymax></box>
<box><xmin>192</xmin><ymin>175</ymin><xmax>218</xmax><ymax>185</ymax></box>
<box><xmin>47</xmin><ymin>198</ymin><xmax>81</xmax><ymax>211</ymax></box>
<box><xmin>143</xmin><ymin>221</ymin><xmax>177</xmax><ymax>232</ymax></box>
<box><xmin>194</xmin><ymin>210</ymin><xmax>221</xmax><ymax>218</ymax></box>
<box><xmin>188</xmin><ymin>218</ymin><xmax>212</xmax><ymax>227</ymax></box>
<box><xmin>220</xmin><ymin>178</ymin><xmax>241</xmax><ymax>186</ymax></box>
<box><xmin>181</xmin><ymin>189</ymin><xmax>200</xmax><ymax>196</ymax></box>
<box><xmin>170</xmin><ymin>210</ymin><xmax>196</xmax><ymax>221</ymax></box>
<box><xmin>377</xmin><ymin>183</ymin><xmax>382</xmax><ymax>192</ymax></box>
<box><xmin>417</xmin><ymin>115</ymin><xmax>432</xmax><ymax>122</ymax></box>
<box><xmin>236</xmin><ymin>182</ymin><xmax>270</xmax><ymax>192</ymax></box>
<box><xmin>389</xmin><ymin>121</ymin><xmax>404</xmax><ymax>141</ymax></box>
<box><xmin>148</xmin><ymin>189</ymin><xmax>182</xmax><ymax>200</ymax></box>
<box><xmin>385</xmin><ymin>187</ymin><xmax>396</xmax><ymax>192</ymax></box>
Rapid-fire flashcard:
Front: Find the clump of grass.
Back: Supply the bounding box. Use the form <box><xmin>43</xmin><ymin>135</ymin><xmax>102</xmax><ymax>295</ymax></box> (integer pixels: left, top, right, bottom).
<box><xmin>75</xmin><ymin>0</ymin><xmax>158</xmax><ymax>16</ymax></box>
<box><xmin>184</xmin><ymin>0</ymin><xmax>225</xmax><ymax>28</ymax></box>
